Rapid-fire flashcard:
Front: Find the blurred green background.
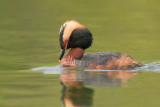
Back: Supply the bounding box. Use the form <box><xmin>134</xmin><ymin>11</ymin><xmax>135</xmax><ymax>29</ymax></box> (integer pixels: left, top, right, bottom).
<box><xmin>0</xmin><ymin>0</ymin><xmax>160</xmax><ymax>107</ymax></box>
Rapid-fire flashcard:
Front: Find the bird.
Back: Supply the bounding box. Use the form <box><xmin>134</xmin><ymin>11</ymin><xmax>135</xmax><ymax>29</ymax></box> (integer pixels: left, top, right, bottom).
<box><xmin>58</xmin><ymin>20</ymin><xmax>143</xmax><ymax>70</ymax></box>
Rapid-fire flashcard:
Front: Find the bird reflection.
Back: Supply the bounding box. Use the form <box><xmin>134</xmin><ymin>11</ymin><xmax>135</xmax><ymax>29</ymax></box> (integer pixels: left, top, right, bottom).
<box><xmin>60</xmin><ymin>70</ymin><xmax>138</xmax><ymax>107</ymax></box>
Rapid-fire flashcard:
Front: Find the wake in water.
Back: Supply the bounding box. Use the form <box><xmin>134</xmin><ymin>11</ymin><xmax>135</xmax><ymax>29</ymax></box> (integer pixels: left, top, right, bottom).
<box><xmin>134</xmin><ymin>61</ymin><xmax>160</xmax><ymax>72</ymax></box>
<box><xmin>32</xmin><ymin>65</ymin><xmax>63</xmax><ymax>74</ymax></box>
<box><xmin>32</xmin><ymin>61</ymin><xmax>160</xmax><ymax>74</ymax></box>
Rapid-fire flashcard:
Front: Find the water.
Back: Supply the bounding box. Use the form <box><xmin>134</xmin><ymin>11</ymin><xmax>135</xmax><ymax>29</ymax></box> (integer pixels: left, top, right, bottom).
<box><xmin>32</xmin><ymin>65</ymin><xmax>63</xmax><ymax>74</ymax></box>
<box><xmin>1</xmin><ymin>0</ymin><xmax>160</xmax><ymax>107</ymax></box>
<box><xmin>32</xmin><ymin>61</ymin><xmax>160</xmax><ymax>73</ymax></box>
<box><xmin>136</xmin><ymin>61</ymin><xmax>160</xmax><ymax>72</ymax></box>
<box><xmin>31</xmin><ymin>62</ymin><xmax>160</xmax><ymax>107</ymax></box>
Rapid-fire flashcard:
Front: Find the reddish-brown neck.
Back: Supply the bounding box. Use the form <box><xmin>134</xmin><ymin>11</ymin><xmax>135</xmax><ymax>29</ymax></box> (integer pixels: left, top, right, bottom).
<box><xmin>65</xmin><ymin>48</ymin><xmax>84</xmax><ymax>59</ymax></box>
<box><xmin>60</xmin><ymin>48</ymin><xmax>84</xmax><ymax>67</ymax></box>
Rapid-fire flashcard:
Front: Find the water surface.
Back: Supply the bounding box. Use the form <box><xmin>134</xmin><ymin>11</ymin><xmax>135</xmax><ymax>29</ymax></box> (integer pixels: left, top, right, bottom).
<box><xmin>31</xmin><ymin>62</ymin><xmax>160</xmax><ymax>107</ymax></box>
<box><xmin>1</xmin><ymin>0</ymin><xmax>160</xmax><ymax>107</ymax></box>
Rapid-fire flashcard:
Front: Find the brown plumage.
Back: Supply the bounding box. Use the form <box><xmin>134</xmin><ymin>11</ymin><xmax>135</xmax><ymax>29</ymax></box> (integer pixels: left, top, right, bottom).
<box><xmin>58</xmin><ymin>20</ymin><xmax>143</xmax><ymax>70</ymax></box>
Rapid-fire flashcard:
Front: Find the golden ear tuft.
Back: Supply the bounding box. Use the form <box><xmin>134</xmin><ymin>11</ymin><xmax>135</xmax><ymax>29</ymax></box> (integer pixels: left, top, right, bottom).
<box><xmin>61</xmin><ymin>20</ymin><xmax>85</xmax><ymax>42</ymax></box>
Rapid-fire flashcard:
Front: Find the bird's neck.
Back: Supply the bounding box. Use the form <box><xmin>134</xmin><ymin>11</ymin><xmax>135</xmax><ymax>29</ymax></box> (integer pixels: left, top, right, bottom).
<box><xmin>65</xmin><ymin>48</ymin><xmax>84</xmax><ymax>59</ymax></box>
<box><xmin>60</xmin><ymin>48</ymin><xmax>84</xmax><ymax>67</ymax></box>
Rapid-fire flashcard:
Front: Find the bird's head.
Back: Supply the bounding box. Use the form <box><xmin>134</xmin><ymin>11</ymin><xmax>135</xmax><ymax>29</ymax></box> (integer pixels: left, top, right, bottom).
<box><xmin>59</xmin><ymin>20</ymin><xmax>93</xmax><ymax>61</ymax></box>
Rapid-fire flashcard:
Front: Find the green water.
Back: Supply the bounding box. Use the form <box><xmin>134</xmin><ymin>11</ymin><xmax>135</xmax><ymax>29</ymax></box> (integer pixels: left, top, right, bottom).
<box><xmin>1</xmin><ymin>0</ymin><xmax>160</xmax><ymax>107</ymax></box>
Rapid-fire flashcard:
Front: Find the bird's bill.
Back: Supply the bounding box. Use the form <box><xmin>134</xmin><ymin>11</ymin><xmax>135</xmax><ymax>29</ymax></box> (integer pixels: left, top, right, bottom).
<box><xmin>59</xmin><ymin>40</ymin><xmax>69</xmax><ymax>61</ymax></box>
<box><xmin>59</xmin><ymin>49</ymin><xmax>65</xmax><ymax>61</ymax></box>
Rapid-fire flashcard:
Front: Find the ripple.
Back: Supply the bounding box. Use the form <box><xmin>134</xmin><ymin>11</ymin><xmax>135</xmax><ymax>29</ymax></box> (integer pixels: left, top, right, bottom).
<box><xmin>32</xmin><ymin>65</ymin><xmax>63</xmax><ymax>74</ymax></box>
<box><xmin>32</xmin><ymin>61</ymin><xmax>160</xmax><ymax>74</ymax></box>
<box><xmin>134</xmin><ymin>61</ymin><xmax>160</xmax><ymax>72</ymax></box>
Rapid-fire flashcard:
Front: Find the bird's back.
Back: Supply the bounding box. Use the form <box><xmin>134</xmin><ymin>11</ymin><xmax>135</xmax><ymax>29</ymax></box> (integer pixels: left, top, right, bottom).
<box><xmin>75</xmin><ymin>52</ymin><xmax>143</xmax><ymax>70</ymax></box>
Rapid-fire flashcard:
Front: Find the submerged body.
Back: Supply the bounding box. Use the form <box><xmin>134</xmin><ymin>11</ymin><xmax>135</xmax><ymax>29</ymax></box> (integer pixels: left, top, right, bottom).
<box><xmin>60</xmin><ymin>48</ymin><xmax>143</xmax><ymax>70</ymax></box>
<box><xmin>58</xmin><ymin>20</ymin><xmax>143</xmax><ymax>70</ymax></box>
